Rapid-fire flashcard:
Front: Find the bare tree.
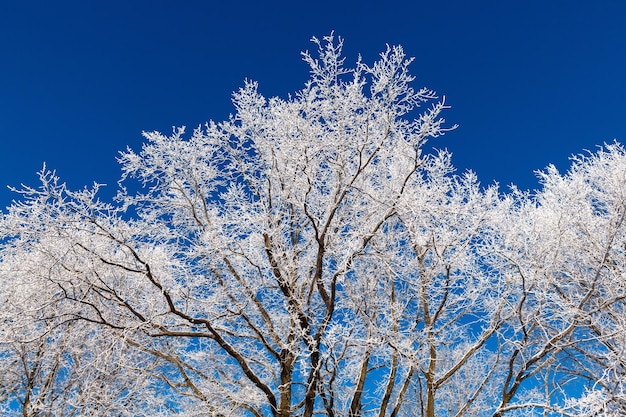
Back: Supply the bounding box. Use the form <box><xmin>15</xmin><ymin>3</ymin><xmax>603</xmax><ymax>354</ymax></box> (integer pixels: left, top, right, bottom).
<box><xmin>1</xmin><ymin>35</ymin><xmax>625</xmax><ymax>417</ymax></box>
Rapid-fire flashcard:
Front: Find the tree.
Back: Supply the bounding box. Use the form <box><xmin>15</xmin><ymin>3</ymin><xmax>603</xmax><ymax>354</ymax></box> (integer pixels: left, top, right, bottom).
<box><xmin>511</xmin><ymin>144</ymin><xmax>626</xmax><ymax>416</ymax></box>
<box><xmin>1</xmin><ymin>34</ymin><xmax>625</xmax><ymax>417</ymax></box>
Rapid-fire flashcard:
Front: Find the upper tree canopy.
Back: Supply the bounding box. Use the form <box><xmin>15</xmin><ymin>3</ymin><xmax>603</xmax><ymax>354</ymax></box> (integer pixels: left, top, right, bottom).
<box><xmin>1</xmin><ymin>35</ymin><xmax>625</xmax><ymax>417</ymax></box>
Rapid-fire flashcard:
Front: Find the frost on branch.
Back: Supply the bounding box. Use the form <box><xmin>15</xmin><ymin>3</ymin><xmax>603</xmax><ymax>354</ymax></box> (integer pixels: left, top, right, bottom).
<box><xmin>1</xmin><ymin>35</ymin><xmax>625</xmax><ymax>417</ymax></box>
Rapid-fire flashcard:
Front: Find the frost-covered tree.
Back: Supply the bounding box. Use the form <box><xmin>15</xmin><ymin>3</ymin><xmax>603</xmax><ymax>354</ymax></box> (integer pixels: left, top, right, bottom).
<box><xmin>1</xmin><ymin>35</ymin><xmax>625</xmax><ymax>417</ymax></box>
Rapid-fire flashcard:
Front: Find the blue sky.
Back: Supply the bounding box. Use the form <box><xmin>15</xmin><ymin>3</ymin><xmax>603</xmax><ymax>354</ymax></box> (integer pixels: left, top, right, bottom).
<box><xmin>1</xmin><ymin>1</ymin><xmax>625</xmax><ymax>208</ymax></box>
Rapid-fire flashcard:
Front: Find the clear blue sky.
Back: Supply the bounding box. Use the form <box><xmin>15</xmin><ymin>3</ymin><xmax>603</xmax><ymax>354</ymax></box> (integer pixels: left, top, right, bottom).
<box><xmin>1</xmin><ymin>1</ymin><xmax>625</xmax><ymax>208</ymax></box>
